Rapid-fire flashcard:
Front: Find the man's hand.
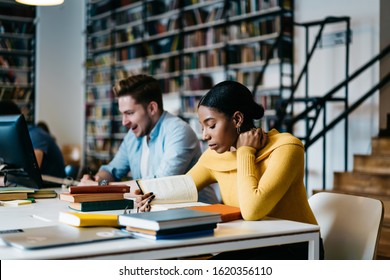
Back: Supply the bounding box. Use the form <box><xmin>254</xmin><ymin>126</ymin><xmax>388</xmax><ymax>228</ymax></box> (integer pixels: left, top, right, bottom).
<box><xmin>78</xmin><ymin>170</ymin><xmax>115</xmax><ymax>186</ymax></box>
<box><xmin>78</xmin><ymin>174</ymin><xmax>99</xmax><ymax>186</ymax></box>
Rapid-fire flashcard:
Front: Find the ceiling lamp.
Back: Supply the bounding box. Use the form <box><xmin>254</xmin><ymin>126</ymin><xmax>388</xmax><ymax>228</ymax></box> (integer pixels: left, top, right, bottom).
<box><xmin>16</xmin><ymin>0</ymin><xmax>64</xmax><ymax>6</ymax></box>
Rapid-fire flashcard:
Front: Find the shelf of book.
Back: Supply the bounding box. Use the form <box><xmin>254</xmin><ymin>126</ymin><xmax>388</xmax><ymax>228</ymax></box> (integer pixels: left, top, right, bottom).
<box><xmin>0</xmin><ymin>2</ymin><xmax>36</xmax><ymax>123</ymax></box>
<box><xmin>85</xmin><ymin>0</ymin><xmax>294</xmax><ymax>167</ymax></box>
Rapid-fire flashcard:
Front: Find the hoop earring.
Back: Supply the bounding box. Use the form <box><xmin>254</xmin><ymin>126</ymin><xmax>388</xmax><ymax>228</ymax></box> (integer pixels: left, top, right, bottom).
<box><xmin>236</xmin><ymin>126</ymin><xmax>241</xmax><ymax>134</ymax></box>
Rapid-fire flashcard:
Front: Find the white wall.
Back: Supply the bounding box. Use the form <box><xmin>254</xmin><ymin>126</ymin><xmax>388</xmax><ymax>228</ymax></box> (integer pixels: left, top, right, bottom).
<box><xmin>35</xmin><ymin>0</ymin><xmax>85</xmax><ymax>154</ymax></box>
<box><xmin>294</xmin><ymin>0</ymin><xmax>380</xmax><ymax>194</ymax></box>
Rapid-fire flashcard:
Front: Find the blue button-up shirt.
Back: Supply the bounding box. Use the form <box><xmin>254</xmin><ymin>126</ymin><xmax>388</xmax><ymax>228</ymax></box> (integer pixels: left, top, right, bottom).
<box><xmin>99</xmin><ymin>111</ymin><xmax>219</xmax><ymax>203</ymax></box>
<box><xmin>100</xmin><ymin>111</ymin><xmax>199</xmax><ymax>180</ymax></box>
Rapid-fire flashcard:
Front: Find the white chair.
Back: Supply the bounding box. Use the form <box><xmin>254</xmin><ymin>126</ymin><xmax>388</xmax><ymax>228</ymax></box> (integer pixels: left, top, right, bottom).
<box><xmin>308</xmin><ymin>192</ymin><xmax>384</xmax><ymax>260</ymax></box>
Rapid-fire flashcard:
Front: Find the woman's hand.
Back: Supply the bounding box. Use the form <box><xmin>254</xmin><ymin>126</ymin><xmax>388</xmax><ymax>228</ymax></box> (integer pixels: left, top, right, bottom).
<box><xmin>236</xmin><ymin>128</ymin><xmax>267</xmax><ymax>150</ymax></box>
<box><xmin>134</xmin><ymin>190</ymin><xmax>155</xmax><ymax>212</ymax></box>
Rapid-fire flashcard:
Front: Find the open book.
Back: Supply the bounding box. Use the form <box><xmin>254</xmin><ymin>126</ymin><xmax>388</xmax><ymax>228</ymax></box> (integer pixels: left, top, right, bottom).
<box><xmin>124</xmin><ymin>175</ymin><xmax>207</xmax><ymax>210</ymax></box>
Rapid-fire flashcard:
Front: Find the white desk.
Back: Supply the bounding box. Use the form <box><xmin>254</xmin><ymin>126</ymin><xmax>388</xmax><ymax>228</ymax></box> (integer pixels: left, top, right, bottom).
<box><xmin>0</xmin><ymin>194</ymin><xmax>320</xmax><ymax>260</ymax></box>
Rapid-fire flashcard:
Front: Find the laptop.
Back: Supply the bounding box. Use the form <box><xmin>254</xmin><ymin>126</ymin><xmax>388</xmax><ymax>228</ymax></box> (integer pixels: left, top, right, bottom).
<box><xmin>0</xmin><ymin>225</ymin><xmax>132</xmax><ymax>250</ymax></box>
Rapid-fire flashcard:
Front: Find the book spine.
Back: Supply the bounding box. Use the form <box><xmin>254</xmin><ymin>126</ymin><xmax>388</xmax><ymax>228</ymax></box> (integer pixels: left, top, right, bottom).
<box><xmin>70</xmin><ymin>199</ymin><xmax>134</xmax><ymax>212</ymax></box>
<box><xmin>0</xmin><ymin>193</ymin><xmax>28</xmax><ymax>200</ymax></box>
<box><xmin>69</xmin><ymin>186</ymin><xmax>130</xmax><ymax>194</ymax></box>
<box><xmin>60</xmin><ymin>193</ymin><xmax>126</xmax><ymax>202</ymax></box>
<box><xmin>131</xmin><ymin>229</ymin><xmax>215</xmax><ymax>240</ymax></box>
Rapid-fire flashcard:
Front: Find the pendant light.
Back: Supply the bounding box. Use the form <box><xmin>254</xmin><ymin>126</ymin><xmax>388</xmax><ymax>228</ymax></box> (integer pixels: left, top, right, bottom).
<box><xmin>16</xmin><ymin>0</ymin><xmax>64</xmax><ymax>6</ymax></box>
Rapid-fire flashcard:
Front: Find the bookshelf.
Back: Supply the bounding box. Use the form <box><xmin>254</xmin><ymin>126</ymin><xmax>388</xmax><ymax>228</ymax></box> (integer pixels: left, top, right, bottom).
<box><xmin>85</xmin><ymin>0</ymin><xmax>294</xmax><ymax>169</ymax></box>
<box><xmin>0</xmin><ymin>1</ymin><xmax>36</xmax><ymax>123</ymax></box>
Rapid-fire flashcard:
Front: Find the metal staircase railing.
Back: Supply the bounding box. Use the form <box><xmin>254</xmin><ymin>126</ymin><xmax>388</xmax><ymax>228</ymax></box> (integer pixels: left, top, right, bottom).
<box><xmin>252</xmin><ymin>14</ymin><xmax>390</xmax><ymax>190</ymax></box>
<box><xmin>296</xmin><ymin>44</ymin><xmax>390</xmax><ymax>189</ymax></box>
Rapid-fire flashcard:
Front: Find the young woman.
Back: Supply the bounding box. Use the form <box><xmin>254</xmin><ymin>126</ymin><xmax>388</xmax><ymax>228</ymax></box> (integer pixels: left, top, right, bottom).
<box><xmin>139</xmin><ymin>80</ymin><xmax>324</xmax><ymax>259</ymax></box>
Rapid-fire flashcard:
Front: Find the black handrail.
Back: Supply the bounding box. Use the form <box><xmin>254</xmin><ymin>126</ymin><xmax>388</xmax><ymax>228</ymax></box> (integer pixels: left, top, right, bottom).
<box><xmin>276</xmin><ymin>16</ymin><xmax>351</xmax><ymax>189</ymax></box>
<box><xmin>276</xmin><ymin>16</ymin><xmax>351</xmax><ymax>129</ymax></box>
<box><xmin>305</xmin><ymin>71</ymin><xmax>390</xmax><ymax>148</ymax></box>
<box><xmin>249</xmin><ymin>14</ymin><xmax>389</xmax><ymax>190</ymax></box>
<box><xmin>301</xmin><ymin>45</ymin><xmax>389</xmax><ymax>190</ymax></box>
<box><xmin>292</xmin><ymin>44</ymin><xmax>390</xmax><ymax>126</ymax></box>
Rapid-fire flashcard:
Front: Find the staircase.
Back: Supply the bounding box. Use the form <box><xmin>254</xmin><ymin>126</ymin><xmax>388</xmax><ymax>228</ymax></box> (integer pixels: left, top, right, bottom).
<box><xmin>314</xmin><ymin>136</ymin><xmax>390</xmax><ymax>259</ymax></box>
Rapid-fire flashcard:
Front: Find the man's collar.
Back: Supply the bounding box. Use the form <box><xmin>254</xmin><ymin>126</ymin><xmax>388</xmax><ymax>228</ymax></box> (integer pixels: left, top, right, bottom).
<box><xmin>148</xmin><ymin>110</ymin><xmax>167</xmax><ymax>140</ymax></box>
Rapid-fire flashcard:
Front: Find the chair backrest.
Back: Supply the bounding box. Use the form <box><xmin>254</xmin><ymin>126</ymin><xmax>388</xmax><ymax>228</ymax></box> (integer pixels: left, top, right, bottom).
<box><xmin>308</xmin><ymin>192</ymin><xmax>384</xmax><ymax>260</ymax></box>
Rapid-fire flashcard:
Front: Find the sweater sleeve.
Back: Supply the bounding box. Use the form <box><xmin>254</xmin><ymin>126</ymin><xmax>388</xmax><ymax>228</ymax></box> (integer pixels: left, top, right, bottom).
<box><xmin>187</xmin><ymin>158</ymin><xmax>216</xmax><ymax>192</ymax></box>
<box><xmin>237</xmin><ymin>144</ymin><xmax>304</xmax><ymax>220</ymax></box>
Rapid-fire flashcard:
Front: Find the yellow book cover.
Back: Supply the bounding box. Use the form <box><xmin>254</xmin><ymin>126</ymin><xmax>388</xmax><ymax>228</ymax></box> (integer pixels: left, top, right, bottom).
<box><xmin>58</xmin><ymin>211</ymin><xmax>119</xmax><ymax>227</ymax></box>
<box><xmin>1</xmin><ymin>199</ymin><xmax>32</xmax><ymax>207</ymax></box>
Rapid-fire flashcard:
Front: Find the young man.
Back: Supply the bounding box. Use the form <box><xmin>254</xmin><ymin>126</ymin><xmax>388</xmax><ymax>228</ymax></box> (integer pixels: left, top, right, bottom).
<box><xmin>81</xmin><ymin>74</ymin><xmax>218</xmax><ymax>203</ymax></box>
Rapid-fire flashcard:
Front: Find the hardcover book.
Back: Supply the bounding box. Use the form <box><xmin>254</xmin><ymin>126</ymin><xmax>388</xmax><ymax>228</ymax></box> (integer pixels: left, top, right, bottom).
<box><xmin>126</xmin><ymin>222</ymin><xmax>217</xmax><ymax>239</ymax></box>
<box><xmin>28</xmin><ymin>189</ymin><xmax>57</xmax><ymax>199</ymax></box>
<box><xmin>68</xmin><ymin>185</ymin><xmax>130</xmax><ymax>194</ymax></box>
<box><xmin>0</xmin><ymin>186</ymin><xmax>35</xmax><ymax>193</ymax></box>
<box><xmin>58</xmin><ymin>211</ymin><xmax>120</xmax><ymax>227</ymax></box>
<box><xmin>188</xmin><ymin>204</ymin><xmax>242</xmax><ymax>223</ymax></box>
<box><xmin>0</xmin><ymin>192</ymin><xmax>28</xmax><ymax>201</ymax></box>
<box><xmin>59</xmin><ymin>192</ymin><xmax>125</xmax><ymax>203</ymax></box>
<box><xmin>68</xmin><ymin>199</ymin><xmax>134</xmax><ymax>212</ymax></box>
<box><xmin>0</xmin><ymin>186</ymin><xmax>41</xmax><ymax>201</ymax></box>
<box><xmin>118</xmin><ymin>208</ymin><xmax>221</xmax><ymax>231</ymax></box>
<box><xmin>131</xmin><ymin>228</ymin><xmax>214</xmax><ymax>240</ymax></box>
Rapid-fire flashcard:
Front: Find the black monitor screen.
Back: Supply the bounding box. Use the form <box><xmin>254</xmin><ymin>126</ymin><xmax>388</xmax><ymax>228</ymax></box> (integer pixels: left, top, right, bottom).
<box><xmin>0</xmin><ymin>114</ymin><xmax>43</xmax><ymax>189</ymax></box>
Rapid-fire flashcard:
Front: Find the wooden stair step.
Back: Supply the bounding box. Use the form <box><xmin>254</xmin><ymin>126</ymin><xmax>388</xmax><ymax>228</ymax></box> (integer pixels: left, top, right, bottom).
<box><xmin>378</xmin><ymin>227</ymin><xmax>390</xmax><ymax>258</ymax></box>
<box><xmin>353</xmin><ymin>154</ymin><xmax>390</xmax><ymax>175</ymax></box>
<box><xmin>383</xmin><ymin>200</ymin><xmax>390</xmax><ymax>227</ymax></box>
<box><xmin>333</xmin><ymin>172</ymin><xmax>390</xmax><ymax>196</ymax></box>
<box><xmin>372</xmin><ymin>137</ymin><xmax>390</xmax><ymax>156</ymax></box>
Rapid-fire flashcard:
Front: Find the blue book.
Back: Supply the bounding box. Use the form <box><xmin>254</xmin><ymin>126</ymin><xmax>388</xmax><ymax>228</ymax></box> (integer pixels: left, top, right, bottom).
<box><xmin>131</xmin><ymin>228</ymin><xmax>215</xmax><ymax>240</ymax></box>
<box><xmin>118</xmin><ymin>208</ymin><xmax>222</xmax><ymax>231</ymax></box>
<box><xmin>126</xmin><ymin>222</ymin><xmax>217</xmax><ymax>237</ymax></box>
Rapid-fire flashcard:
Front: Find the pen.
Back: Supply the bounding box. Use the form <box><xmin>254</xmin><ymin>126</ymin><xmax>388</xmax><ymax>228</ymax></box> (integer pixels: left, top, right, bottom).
<box><xmin>135</xmin><ymin>180</ymin><xmax>143</xmax><ymax>194</ymax></box>
<box><xmin>31</xmin><ymin>214</ymin><xmax>51</xmax><ymax>222</ymax></box>
<box><xmin>86</xmin><ymin>167</ymin><xmax>95</xmax><ymax>181</ymax></box>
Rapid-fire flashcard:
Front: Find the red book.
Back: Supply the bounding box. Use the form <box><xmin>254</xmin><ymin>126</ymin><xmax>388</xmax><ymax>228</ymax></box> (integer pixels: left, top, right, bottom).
<box><xmin>59</xmin><ymin>192</ymin><xmax>126</xmax><ymax>203</ymax></box>
<box><xmin>68</xmin><ymin>185</ymin><xmax>130</xmax><ymax>194</ymax></box>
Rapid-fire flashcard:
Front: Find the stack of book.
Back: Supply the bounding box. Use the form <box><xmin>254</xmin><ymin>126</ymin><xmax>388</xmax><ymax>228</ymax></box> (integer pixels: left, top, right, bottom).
<box><xmin>118</xmin><ymin>208</ymin><xmax>222</xmax><ymax>240</ymax></box>
<box><xmin>28</xmin><ymin>189</ymin><xmax>58</xmax><ymax>199</ymax></box>
<box><xmin>0</xmin><ymin>186</ymin><xmax>35</xmax><ymax>201</ymax></box>
<box><xmin>59</xmin><ymin>185</ymin><xmax>133</xmax><ymax>212</ymax></box>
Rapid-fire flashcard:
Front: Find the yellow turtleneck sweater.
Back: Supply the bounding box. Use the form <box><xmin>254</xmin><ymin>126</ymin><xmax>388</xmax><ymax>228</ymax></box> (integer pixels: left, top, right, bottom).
<box><xmin>187</xmin><ymin>129</ymin><xmax>318</xmax><ymax>224</ymax></box>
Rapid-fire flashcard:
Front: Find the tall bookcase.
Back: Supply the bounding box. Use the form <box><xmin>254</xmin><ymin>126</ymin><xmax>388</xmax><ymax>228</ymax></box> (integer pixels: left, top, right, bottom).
<box><xmin>85</xmin><ymin>0</ymin><xmax>294</xmax><ymax>170</ymax></box>
<box><xmin>0</xmin><ymin>1</ymin><xmax>36</xmax><ymax>123</ymax></box>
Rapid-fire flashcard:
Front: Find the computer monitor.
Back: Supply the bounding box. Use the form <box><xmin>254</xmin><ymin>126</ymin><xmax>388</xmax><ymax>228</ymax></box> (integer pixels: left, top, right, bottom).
<box><xmin>0</xmin><ymin>114</ymin><xmax>44</xmax><ymax>189</ymax></box>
